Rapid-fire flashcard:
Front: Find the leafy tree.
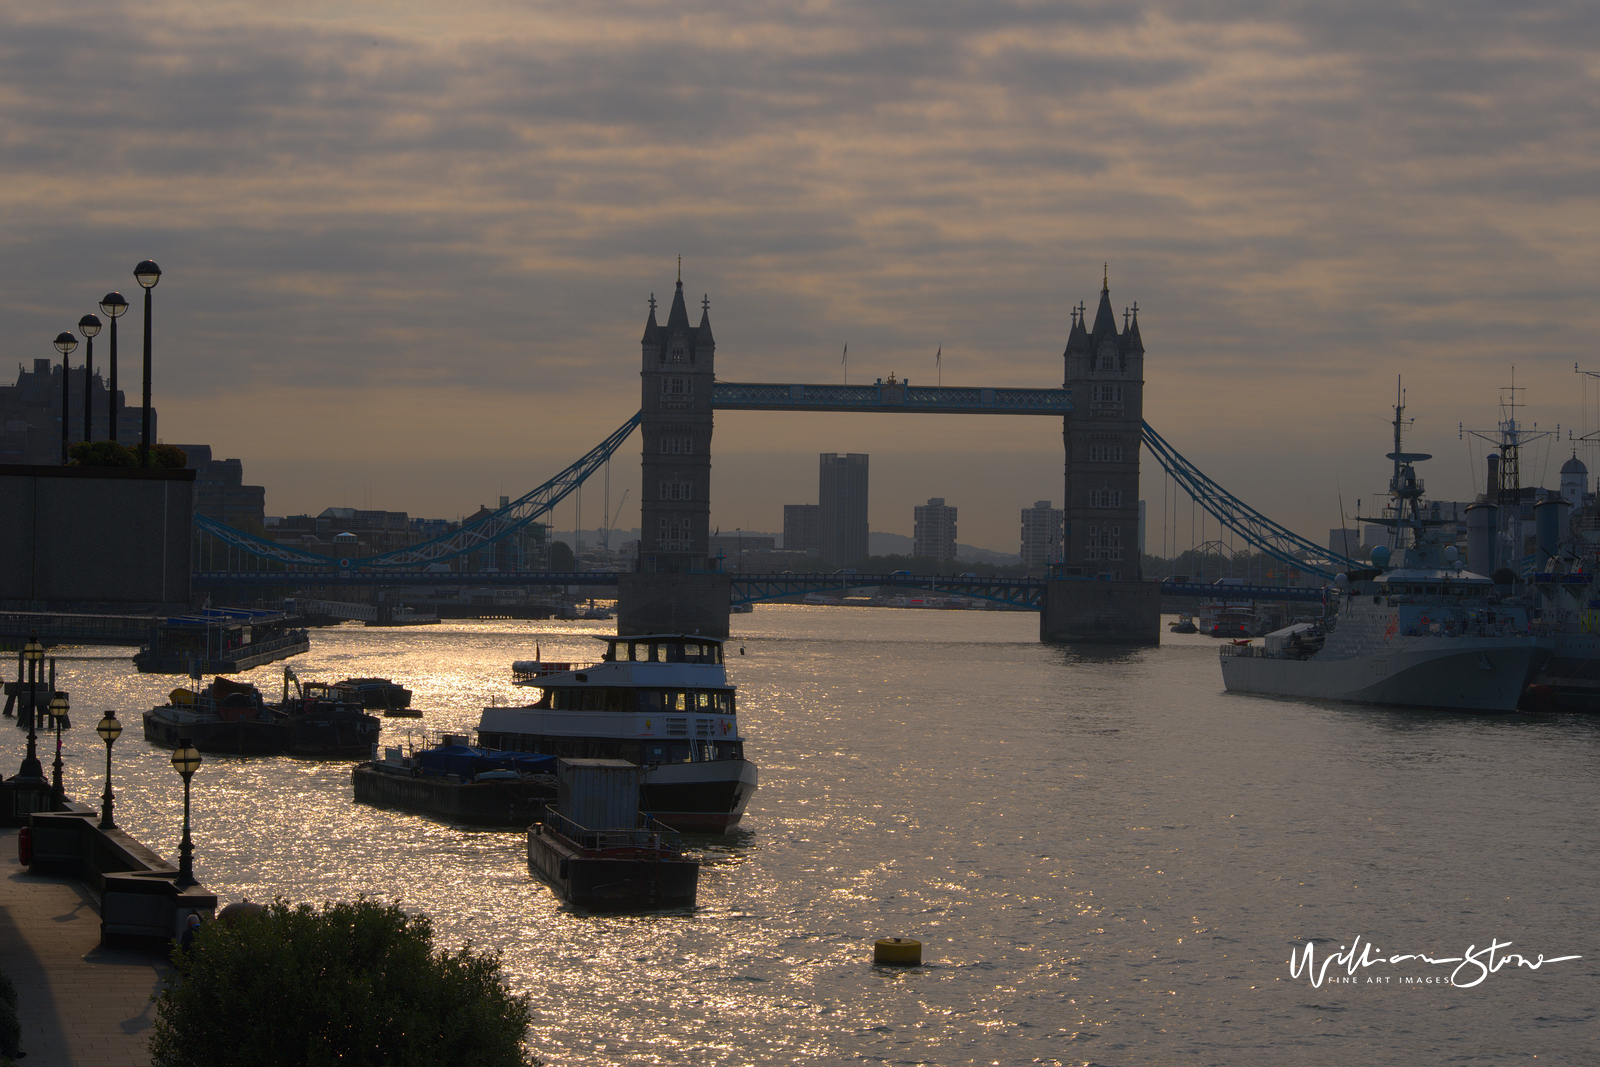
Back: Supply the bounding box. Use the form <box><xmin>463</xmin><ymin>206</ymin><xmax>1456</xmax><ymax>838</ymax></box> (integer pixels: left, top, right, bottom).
<box><xmin>150</xmin><ymin>898</ymin><xmax>535</xmax><ymax>1067</ymax></box>
<box><xmin>547</xmin><ymin>540</ymin><xmax>575</xmax><ymax>571</ymax></box>
<box><xmin>151</xmin><ymin>443</ymin><xmax>188</xmax><ymax>468</ymax></box>
<box><xmin>68</xmin><ymin>440</ymin><xmax>137</xmax><ymax>467</ymax></box>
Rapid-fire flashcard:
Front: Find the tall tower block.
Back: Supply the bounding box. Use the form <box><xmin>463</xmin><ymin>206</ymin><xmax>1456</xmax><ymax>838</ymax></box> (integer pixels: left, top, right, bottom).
<box><xmin>1061</xmin><ymin>273</ymin><xmax>1144</xmax><ymax>579</ymax></box>
<box><xmin>638</xmin><ymin>276</ymin><xmax>716</xmax><ymax>574</ymax></box>
<box><xmin>1041</xmin><ymin>270</ymin><xmax>1158</xmax><ymax>643</ymax></box>
<box><xmin>619</xmin><ymin>271</ymin><xmax>731</xmax><ymax>637</ymax></box>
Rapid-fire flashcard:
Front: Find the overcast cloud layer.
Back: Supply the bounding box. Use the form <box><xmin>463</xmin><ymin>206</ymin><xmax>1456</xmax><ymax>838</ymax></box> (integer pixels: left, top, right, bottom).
<box><xmin>3</xmin><ymin>0</ymin><xmax>1597</xmax><ymax>552</ymax></box>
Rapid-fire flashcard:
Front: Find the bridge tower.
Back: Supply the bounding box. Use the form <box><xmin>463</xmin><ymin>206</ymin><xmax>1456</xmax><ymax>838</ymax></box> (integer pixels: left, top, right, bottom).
<box><xmin>1061</xmin><ymin>271</ymin><xmax>1144</xmax><ymax>578</ymax></box>
<box><xmin>637</xmin><ymin>274</ymin><xmax>716</xmax><ymax>573</ymax></box>
<box><xmin>1041</xmin><ymin>270</ymin><xmax>1158</xmax><ymax>643</ymax></box>
<box><xmin>618</xmin><ymin>271</ymin><xmax>731</xmax><ymax>637</ymax></box>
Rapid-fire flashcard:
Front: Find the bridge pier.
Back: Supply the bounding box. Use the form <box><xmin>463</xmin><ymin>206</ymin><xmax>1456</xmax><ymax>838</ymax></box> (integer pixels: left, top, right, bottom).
<box><xmin>1039</xmin><ymin>579</ymin><xmax>1160</xmax><ymax>645</ymax></box>
<box><xmin>616</xmin><ymin>574</ymin><xmax>730</xmax><ymax>639</ymax></box>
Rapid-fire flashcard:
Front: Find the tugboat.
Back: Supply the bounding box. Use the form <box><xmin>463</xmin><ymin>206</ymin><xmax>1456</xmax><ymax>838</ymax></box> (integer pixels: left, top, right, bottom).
<box><xmin>477</xmin><ymin>634</ymin><xmax>758</xmax><ymax>833</ymax></box>
<box><xmin>277</xmin><ymin>670</ymin><xmax>381</xmax><ymax>759</ymax></box>
<box><xmin>526</xmin><ymin>759</ymin><xmax>699</xmax><ymax>910</ymax></box>
<box><xmin>1219</xmin><ymin>387</ymin><xmax>1549</xmax><ymax>711</ymax></box>
<box><xmin>336</xmin><ymin>677</ymin><xmax>418</xmax><ymax>716</ymax></box>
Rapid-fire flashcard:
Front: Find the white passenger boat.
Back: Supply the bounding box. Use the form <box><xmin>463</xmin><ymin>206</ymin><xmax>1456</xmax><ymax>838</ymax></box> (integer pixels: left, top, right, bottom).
<box><xmin>1220</xmin><ymin>394</ymin><xmax>1548</xmax><ymax>711</ymax></box>
<box><xmin>476</xmin><ymin>634</ymin><xmax>758</xmax><ymax>833</ymax></box>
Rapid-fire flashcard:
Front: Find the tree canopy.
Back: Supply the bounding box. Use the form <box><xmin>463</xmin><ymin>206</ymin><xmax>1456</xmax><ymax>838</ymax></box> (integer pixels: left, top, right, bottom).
<box><xmin>150</xmin><ymin>898</ymin><xmax>535</xmax><ymax>1067</ymax></box>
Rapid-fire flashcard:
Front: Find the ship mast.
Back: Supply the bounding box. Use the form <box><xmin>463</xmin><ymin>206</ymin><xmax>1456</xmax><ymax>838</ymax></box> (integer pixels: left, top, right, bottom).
<box><xmin>1384</xmin><ymin>379</ymin><xmax>1431</xmax><ymax>551</ymax></box>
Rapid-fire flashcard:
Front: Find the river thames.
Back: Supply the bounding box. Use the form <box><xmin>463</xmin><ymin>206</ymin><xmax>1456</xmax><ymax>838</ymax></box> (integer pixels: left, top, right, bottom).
<box><xmin>6</xmin><ymin>607</ymin><xmax>1597</xmax><ymax>1065</ymax></box>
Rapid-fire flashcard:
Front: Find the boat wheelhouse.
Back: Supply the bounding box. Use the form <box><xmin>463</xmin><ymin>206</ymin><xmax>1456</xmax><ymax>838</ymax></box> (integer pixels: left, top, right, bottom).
<box><xmin>477</xmin><ymin>633</ymin><xmax>757</xmax><ymax>833</ymax></box>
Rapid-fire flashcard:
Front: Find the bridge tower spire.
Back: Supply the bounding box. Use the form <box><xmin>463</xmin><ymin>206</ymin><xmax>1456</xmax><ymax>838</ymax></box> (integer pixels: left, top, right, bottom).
<box><xmin>637</xmin><ymin>274</ymin><xmax>716</xmax><ymax>574</ymax></box>
<box><xmin>1061</xmin><ymin>271</ymin><xmax>1145</xmax><ymax>580</ymax></box>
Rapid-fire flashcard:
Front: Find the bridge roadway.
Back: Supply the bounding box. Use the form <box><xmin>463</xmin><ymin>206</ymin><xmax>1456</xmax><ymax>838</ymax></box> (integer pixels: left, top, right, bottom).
<box><xmin>192</xmin><ymin>572</ymin><xmax>1329</xmax><ymax>608</ymax></box>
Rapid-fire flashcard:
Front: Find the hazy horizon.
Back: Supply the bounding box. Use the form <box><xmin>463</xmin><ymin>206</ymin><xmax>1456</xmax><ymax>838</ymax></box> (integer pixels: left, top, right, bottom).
<box><xmin>5</xmin><ymin>1</ymin><xmax>1596</xmax><ymax>552</ymax></box>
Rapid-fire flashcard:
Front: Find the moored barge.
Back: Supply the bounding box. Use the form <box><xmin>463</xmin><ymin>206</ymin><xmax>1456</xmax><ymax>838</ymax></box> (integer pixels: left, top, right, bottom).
<box><xmin>526</xmin><ymin>759</ymin><xmax>699</xmax><ymax>910</ymax></box>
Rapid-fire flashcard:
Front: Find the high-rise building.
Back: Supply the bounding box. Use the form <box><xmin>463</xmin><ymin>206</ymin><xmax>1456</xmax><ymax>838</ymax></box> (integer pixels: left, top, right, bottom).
<box><xmin>1020</xmin><ymin>500</ymin><xmax>1063</xmax><ymax>567</ymax></box>
<box><xmin>172</xmin><ymin>444</ymin><xmax>267</xmax><ymax>531</ymax></box>
<box><xmin>1062</xmin><ymin>273</ymin><xmax>1144</xmax><ymax>579</ymax></box>
<box><xmin>638</xmin><ymin>277</ymin><xmax>716</xmax><ymax>573</ymax></box>
<box><xmin>783</xmin><ymin>504</ymin><xmax>821</xmax><ymax>556</ymax></box>
<box><xmin>0</xmin><ymin>358</ymin><xmax>147</xmax><ymax>464</ymax></box>
<box><xmin>913</xmin><ymin>498</ymin><xmax>958</xmax><ymax>561</ymax></box>
<box><xmin>1328</xmin><ymin>528</ymin><xmax>1360</xmax><ymax>557</ymax></box>
<box><xmin>819</xmin><ymin>453</ymin><xmax>868</xmax><ymax>567</ymax></box>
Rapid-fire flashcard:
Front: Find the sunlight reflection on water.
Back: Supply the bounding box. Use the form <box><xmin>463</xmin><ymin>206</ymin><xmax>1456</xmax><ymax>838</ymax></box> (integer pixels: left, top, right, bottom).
<box><xmin>7</xmin><ymin>609</ymin><xmax>1600</xmax><ymax>1063</ymax></box>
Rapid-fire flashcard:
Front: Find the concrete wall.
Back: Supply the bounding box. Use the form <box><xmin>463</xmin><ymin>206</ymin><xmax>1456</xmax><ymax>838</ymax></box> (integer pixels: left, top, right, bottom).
<box><xmin>0</xmin><ymin>464</ymin><xmax>194</xmax><ymax>611</ymax></box>
<box><xmin>1039</xmin><ymin>579</ymin><xmax>1161</xmax><ymax>645</ymax></box>
<box><xmin>617</xmin><ymin>573</ymin><xmax>731</xmax><ymax>638</ymax></box>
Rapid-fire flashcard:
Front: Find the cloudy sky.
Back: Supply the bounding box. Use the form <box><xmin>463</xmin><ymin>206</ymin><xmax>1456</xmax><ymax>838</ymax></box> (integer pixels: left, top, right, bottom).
<box><xmin>4</xmin><ymin>0</ymin><xmax>1597</xmax><ymax>554</ymax></box>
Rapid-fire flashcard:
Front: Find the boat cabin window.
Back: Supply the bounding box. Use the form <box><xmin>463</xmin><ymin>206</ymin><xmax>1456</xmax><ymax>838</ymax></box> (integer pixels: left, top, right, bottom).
<box><xmin>545</xmin><ymin>687</ymin><xmax>634</xmax><ymax>712</ymax></box>
<box><xmin>618</xmin><ymin>640</ymin><xmax>723</xmax><ymax>664</ymax></box>
<box><xmin>637</xmin><ymin>689</ymin><xmax>734</xmax><ymax>714</ymax></box>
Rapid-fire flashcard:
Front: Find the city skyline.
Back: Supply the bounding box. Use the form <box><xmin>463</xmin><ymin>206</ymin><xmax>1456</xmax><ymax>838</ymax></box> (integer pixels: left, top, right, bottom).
<box><xmin>2</xmin><ymin>3</ymin><xmax>1596</xmax><ymax>552</ymax></box>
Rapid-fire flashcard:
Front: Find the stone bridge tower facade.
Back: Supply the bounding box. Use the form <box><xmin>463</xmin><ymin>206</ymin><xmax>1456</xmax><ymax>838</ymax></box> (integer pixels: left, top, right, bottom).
<box><xmin>1061</xmin><ymin>273</ymin><xmax>1145</xmax><ymax>580</ymax></box>
<box><xmin>637</xmin><ymin>274</ymin><xmax>716</xmax><ymax>574</ymax></box>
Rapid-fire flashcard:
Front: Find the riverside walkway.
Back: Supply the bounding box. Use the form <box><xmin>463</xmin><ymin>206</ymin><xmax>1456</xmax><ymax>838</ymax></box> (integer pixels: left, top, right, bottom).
<box><xmin>1</xmin><ymin>827</ymin><xmax>168</xmax><ymax>1067</ymax></box>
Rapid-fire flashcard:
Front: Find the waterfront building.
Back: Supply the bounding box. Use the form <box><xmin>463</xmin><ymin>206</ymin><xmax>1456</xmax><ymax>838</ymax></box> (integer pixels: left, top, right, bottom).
<box><xmin>1020</xmin><ymin>500</ymin><xmax>1064</xmax><ymax>567</ymax></box>
<box><xmin>819</xmin><ymin>453</ymin><xmax>869</xmax><ymax>568</ymax></box>
<box><xmin>638</xmin><ymin>277</ymin><xmax>716</xmax><ymax>573</ymax></box>
<box><xmin>173</xmin><ymin>444</ymin><xmax>266</xmax><ymax>531</ymax></box>
<box><xmin>783</xmin><ymin>504</ymin><xmax>821</xmax><ymax>556</ymax></box>
<box><xmin>913</xmin><ymin>498</ymin><xmax>958</xmax><ymax>562</ymax></box>
<box><xmin>0</xmin><ymin>358</ymin><xmax>147</xmax><ymax>464</ymax></box>
<box><xmin>1327</xmin><ymin>528</ymin><xmax>1360</xmax><ymax>557</ymax></box>
<box><xmin>1061</xmin><ymin>275</ymin><xmax>1143</xmax><ymax>579</ymax></box>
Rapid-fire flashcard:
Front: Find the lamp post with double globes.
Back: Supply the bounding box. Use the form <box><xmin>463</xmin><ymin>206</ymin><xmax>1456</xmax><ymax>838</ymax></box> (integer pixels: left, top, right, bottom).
<box><xmin>53</xmin><ymin>332</ymin><xmax>77</xmax><ymax>463</ymax></box>
<box><xmin>98</xmin><ymin>292</ymin><xmax>128</xmax><ymax>443</ymax></box>
<box><xmin>78</xmin><ymin>314</ymin><xmax>102</xmax><ymax>443</ymax></box>
<box><xmin>171</xmin><ymin>738</ymin><xmax>201</xmax><ymax>888</ymax></box>
<box><xmin>16</xmin><ymin>637</ymin><xmax>46</xmax><ymax>782</ymax></box>
<box><xmin>97</xmin><ymin>712</ymin><xmax>122</xmax><ymax>829</ymax></box>
<box><xmin>134</xmin><ymin>260</ymin><xmax>161</xmax><ymax>466</ymax></box>
<box><xmin>49</xmin><ymin>692</ymin><xmax>69</xmax><ymax>798</ymax></box>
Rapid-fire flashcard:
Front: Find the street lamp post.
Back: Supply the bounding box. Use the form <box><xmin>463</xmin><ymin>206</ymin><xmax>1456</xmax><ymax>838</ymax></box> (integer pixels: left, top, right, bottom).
<box><xmin>171</xmin><ymin>738</ymin><xmax>201</xmax><ymax>888</ymax></box>
<box><xmin>78</xmin><ymin>314</ymin><xmax>102</xmax><ymax>443</ymax></box>
<box><xmin>97</xmin><ymin>712</ymin><xmax>122</xmax><ymax>829</ymax></box>
<box><xmin>99</xmin><ymin>292</ymin><xmax>128</xmax><ymax>443</ymax></box>
<box><xmin>134</xmin><ymin>260</ymin><xmax>161</xmax><ymax>466</ymax></box>
<box><xmin>53</xmin><ymin>332</ymin><xmax>78</xmax><ymax>464</ymax></box>
<box><xmin>49</xmin><ymin>691</ymin><xmax>69</xmax><ymax>798</ymax></box>
<box><xmin>16</xmin><ymin>637</ymin><xmax>46</xmax><ymax>782</ymax></box>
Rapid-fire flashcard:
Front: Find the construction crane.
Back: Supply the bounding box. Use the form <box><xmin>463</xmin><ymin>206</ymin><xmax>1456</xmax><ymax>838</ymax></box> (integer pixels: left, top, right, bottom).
<box><xmin>598</xmin><ymin>489</ymin><xmax>629</xmax><ymax>559</ymax></box>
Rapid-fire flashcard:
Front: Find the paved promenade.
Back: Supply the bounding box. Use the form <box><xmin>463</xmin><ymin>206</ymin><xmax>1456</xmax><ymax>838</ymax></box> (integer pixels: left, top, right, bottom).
<box><xmin>0</xmin><ymin>828</ymin><xmax>169</xmax><ymax>1067</ymax></box>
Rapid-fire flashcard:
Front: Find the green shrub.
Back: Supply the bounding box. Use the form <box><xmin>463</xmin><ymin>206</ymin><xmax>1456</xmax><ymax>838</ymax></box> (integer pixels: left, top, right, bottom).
<box><xmin>150</xmin><ymin>898</ymin><xmax>535</xmax><ymax>1067</ymax></box>
<box><xmin>0</xmin><ymin>1001</ymin><xmax>18</xmax><ymax>1062</ymax></box>
<box><xmin>68</xmin><ymin>440</ymin><xmax>137</xmax><ymax>467</ymax></box>
<box><xmin>151</xmin><ymin>443</ymin><xmax>187</xmax><ymax>468</ymax></box>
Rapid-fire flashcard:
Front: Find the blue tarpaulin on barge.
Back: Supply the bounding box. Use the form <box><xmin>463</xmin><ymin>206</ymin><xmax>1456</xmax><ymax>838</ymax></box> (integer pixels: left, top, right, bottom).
<box><xmin>416</xmin><ymin>745</ymin><xmax>557</xmax><ymax>779</ymax></box>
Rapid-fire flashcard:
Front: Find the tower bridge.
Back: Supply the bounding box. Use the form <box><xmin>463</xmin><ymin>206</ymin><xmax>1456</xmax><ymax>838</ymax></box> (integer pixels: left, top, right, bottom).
<box><xmin>192</xmin><ymin>271</ymin><xmax>1358</xmax><ymax>642</ymax></box>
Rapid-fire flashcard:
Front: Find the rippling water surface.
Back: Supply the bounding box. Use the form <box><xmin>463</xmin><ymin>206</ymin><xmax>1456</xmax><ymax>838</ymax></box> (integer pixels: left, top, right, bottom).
<box><xmin>6</xmin><ymin>608</ymin><xmax>1598</xmax><ymax>1064</ymax></box>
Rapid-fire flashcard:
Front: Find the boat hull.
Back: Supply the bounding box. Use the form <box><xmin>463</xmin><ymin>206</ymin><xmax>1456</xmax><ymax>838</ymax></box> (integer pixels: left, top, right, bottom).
<box><xmin>526</xmin><ymin>826</ymin><xmax>699</xmax><ymax>910</ymax></box>
<box><xmin>285</xmin><ymin>708</ymin><xmax>381</xmax><ymax>759</ymax></box>
<box><xmin>142</xmin><ymin>709</ymin><xmax>288</xmax><ymax>755</ymax></box>
<box><xmin>641</xmin><ymin>760</ymin><xmax>758</xmax><ymax>834</ymax></box>
<box><xmin>1221</xmin><ymin>640</ymin><xmax>1549</xmax><ymax>711</ymax></box>
<box><xmin>351</xmin><ymin>764</ymin><xmax>555</xmax><ymax>826</ymax></box>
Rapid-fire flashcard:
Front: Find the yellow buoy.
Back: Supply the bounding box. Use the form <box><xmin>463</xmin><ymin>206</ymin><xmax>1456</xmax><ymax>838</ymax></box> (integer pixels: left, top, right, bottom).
<box><xmin>874</xmin><ymin>937</ymin><xmax>922</xmax><ymax>966</ymax></box>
